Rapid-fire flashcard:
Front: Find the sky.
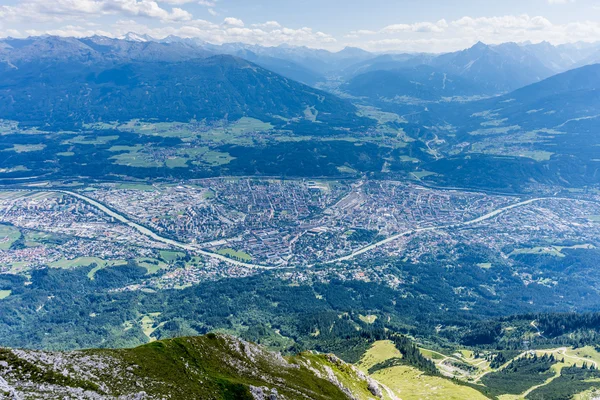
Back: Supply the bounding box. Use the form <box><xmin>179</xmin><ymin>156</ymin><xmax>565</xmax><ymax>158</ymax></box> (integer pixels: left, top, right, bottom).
<box><xmin>0</xmin><ymin>0</ymin><xmax>599</xmax><ymax>52</ymax></box>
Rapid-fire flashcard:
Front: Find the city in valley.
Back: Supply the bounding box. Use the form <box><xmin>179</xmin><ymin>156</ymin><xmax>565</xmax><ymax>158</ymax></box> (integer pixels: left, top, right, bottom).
<box><xmin>1</xmin><ymin>179</ymin><xmax>599</xmax><ymax>291</ymax></box>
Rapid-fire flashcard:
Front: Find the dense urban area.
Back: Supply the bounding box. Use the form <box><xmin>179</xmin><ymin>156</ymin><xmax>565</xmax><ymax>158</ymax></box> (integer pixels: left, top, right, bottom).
<box><xmin>1</xmin><ymin>179</ymin><xmax>599</xmax><ymax>292</ymax></box>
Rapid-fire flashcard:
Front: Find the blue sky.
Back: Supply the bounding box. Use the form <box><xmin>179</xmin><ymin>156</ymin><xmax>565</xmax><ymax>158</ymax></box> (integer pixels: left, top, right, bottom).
<box><xmin>0</xmin><ymin>0</ymin><xmax>598</xmax><ymax>52</ymax></box>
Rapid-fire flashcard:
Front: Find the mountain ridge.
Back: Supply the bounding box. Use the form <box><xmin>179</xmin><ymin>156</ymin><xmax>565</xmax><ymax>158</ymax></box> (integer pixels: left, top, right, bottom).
<box><xmin>0</xmin><ymin>51</ymin><xmax>368</xmax><ymax>131</ymax></box>
<box><xmin>0</xmin><ymin>333</ymin><xmax>384</xmax><ymax>400</ymax></box>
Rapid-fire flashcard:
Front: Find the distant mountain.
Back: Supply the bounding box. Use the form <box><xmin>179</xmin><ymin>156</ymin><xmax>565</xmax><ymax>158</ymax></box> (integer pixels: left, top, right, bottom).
<box><xmin>428</xmin><ymin>63</ymin><xmax>600</xmax><ymax>160</ymax></box>
<box><xmin>0</xmin><ymin>53</ymin><xmax>366</xmax><ymax>130</ymax></box>
<box><xmin>211</xmin><ymin>48</ymin><xmax>325</xmax><ymax>86</ymax></box>
<box><xmin>122</xmin><ymin>32</ymin><xmax>155</xmax><ymax>42</ymax></box>
<box><xmin>0</xmin><ymin>36</ymin><xmax>378</xmax><ymax>91</ymax></box>
<box><xmin>478</xmin><ymin>63</ymin><xmax>600</xmax><ymax>129</ymax></box>
<box><xmin>430</xmin><ymin>41</ymin><xmax>555</xmax><ymax>93</ymax></box>
<box><xmin>342</xmin><ymin>41</ymin><xmax>577</xmax><ymax>99</ymax></box>
<box><xmin>335</xmin><ymin>46</ymin><xmax>373</xmax><ymax>60</ymax></box>
<box><xmin>343</xmin><ymin>65</ymin><xmax>480</xmax><ymax>100</ymax></box>
<box><xmin>207</xmin><ymin>43</ymin><xmax>377</xmax><ymax>75</ymax></box>
<box><xmin>520</xmin><ymin>41</ymin><xmax>577</xmax><ymax>73</ymax></box>
<box><xmin>0</xmin><ymin>334</ymin><xmax>383</xmax><ymax>399</ymax></box>
<box><xmin>427</xmin><ymin>62</ymin><xmax>600</xmax><ymax>136</ymax></box>
<box><xmin>340</xmin><ymin>53</ymin><xmax>436</xmax><ymax>78</ymax></box>
<box><xmin>574</xmin><ymin>46</ymin><xmax>600</xmax><ymax>69</ymax></box>
<box><xmin>0</xmin><ymin>35</ymin><xmax>212</xmax><ymax>64</ymax></box>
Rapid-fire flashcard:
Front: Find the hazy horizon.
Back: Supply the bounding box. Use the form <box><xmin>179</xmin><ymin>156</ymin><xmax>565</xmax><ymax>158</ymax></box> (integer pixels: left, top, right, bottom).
<box><xmin>1</xmin><ymin>0</ymin><xmax>599</xmax><ymax>52</ymax></box>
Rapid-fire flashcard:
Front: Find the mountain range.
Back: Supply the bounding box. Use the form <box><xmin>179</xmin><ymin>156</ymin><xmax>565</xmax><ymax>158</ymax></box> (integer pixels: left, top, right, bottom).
<box><xmin>2</xmin><ymin>35</ymin><xmax>600</xmax><ymax>91</ymax></box>
<box><xmin>0</xmin><ymin>41</ymin><xmax>366</xmax><ymax>131</ymax></box>
<box><xmin>1</xmin><ymin>34</ymin><xmax>600</xmax><ymax>189</ymax></box>
<box><xmin>344</xmin><ymin>41</ymin><xmax>600</xmax><ymax>101</ymax></box>
<box><xmin>1</xmin><ymin>35</ymin><xmax>599</xmax><ymax>129</ymax></box>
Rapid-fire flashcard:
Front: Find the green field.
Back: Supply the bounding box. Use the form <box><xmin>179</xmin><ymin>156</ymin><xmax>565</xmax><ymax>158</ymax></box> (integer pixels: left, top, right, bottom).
<box><xmin>108</xmin><ymin>145</ymin><xmax>142</xmax><ymax>152</ymax></box>
<box><xmin>165</xmin><ymin>157</ymin><xmax>189</xmax><ymax>169</ymax></box>
<box><xmin>159</xmin><ymin>250</ymin><xmax>185</xmax><ymax>263</ymax></box>
<box><xmin>200</xmin><ymin>150</ymin><xmax>235</xmax><ymax>166</ymax></box>
<box><xmin>225</xmin><ymin>117</ymin><xmax>273</xmax><ymax>134</ymax></box>
<box><xmin>412</xmin><ymin>170</ymin><xmax>437</xmax><ymax>179</ymax></box>
<box><xmin>64</xmin><ymin>135</ymin><xmax>119</xmax><ymax>145</ymax></box>
<box><xmin>357</xmin><ymin>341</ymin><xmax>488</xmax><ymax>400</ymax></box>
<box><xmin>0</xmin><ymin>165</ymin><xmax>30</xmax><ymax>174</ymax></box>
<box><xmin>48</xmin><ymin>257</ymin><xmax>127</xmax><ymax>275</ymax></box>
<box><xmin>0</xmin><ymin>290</ymin><xmax>11</xmax><ymax>299</ymax></box>
<box><xmin>52</xmin><ymin>257</ymin><xmax>106</xmax><ymax>270</ymax></box>
<box><xmin>516</xmin><ymin>150</ymin><xmax>554</xmax><ymax>161</ymax></box>
<box><xmin>419</xmin><ymin>348</ymin><xmax>447</xmax><ymax>361</ymax></box>
<box><xmin>109</xmin><ymin>145</ymin><xmax>163</xmax><ymax>168</ymax></box>
<box><xmin>373</xmin><ymin>365</ymin><xmax>489</xmax><ymax>400</ymax></box>
<box><xmin>357</xmin><ymin>340</ymin><xmax>402</xmax><ymax>371</ymax></box>
<box><xmin>0</xmin><ymin>224</ymin><xmax>21</xmax><ymax>250</ymax></box>
<box><xmin>217</xmin><ymin>248</ymin><xmax>253</xmax><ymax>262</ymax></box>
<box><xmin>562</xmin><ymin>346</ymin><xmax>600</xmax><ymax>368</ymax></box>
<box><xmin>87</xmin><ymin>257</ymin><xmax>170</xmax><ymax>279</ymax></box>
<box><xmin>358</xmin><ymin>314</ymin><xmax>378</xmax><ymax>324</ymax></box>
<box><xmin>114</xmin><ymin>183</ymin><xmax>156</xmax><ymax>191</ymax></box>
<box><xmin>107</xmin><ymin>142</ymin><xmax>235</xmax><ymax>169</ymax></box>
<box><xmin>510</xmin><ymin>244</ymin><xmax>595</xmax><ymax>258</ymax></box>
<box><xmin>136</xmin><ymin>258</ymin><xmax>169</xmax><ymax>275</ymax></box>
<box><xmin>469</xmin><ymin>125</ymin><xmax>521</xmax><ymax>136</ymax></box>
<box><xmin>357</xmin><ymin>105</ymin><xmax>408</xmax><ymax>124</ymax></box>
<box><xmin>400</xmin><ymin>155</ymin><xmax>420</xmax><ymax>163</ymax></box>
<box><xmin>337</xmin><ymin>165</ymin><xmax>358</xmax><ymax>174</ymax></box>
<box><xmin>110</xmin><ymin>118</ymin><xmax>272</xmax><ymax>145</ymax></box>
<box><xmin>117</xmin><ymin>120</ymin><xmax>201</xmax><ymax>139</ymax></box>
<box><xmin>2</xmin><ymin>144</ymin><xmax>46</xmax><ymax>153</ymax></box>
<box><xmin>0</xmin><ymin>192</ymin><xmax>26</xmax><ymax>200</ymax></box>
<box><xmin>177</xmin><ymin>146</ymin><xmax>210</xmax><ymax>157</ymax></box>
<box><xmin>24</xmin><ymin>231</ymin><xmax>59</xmax><ymax>247</ymax></box>
<box><xmin>138</xmin><ymin>312</ymin><xmax>166</xmax><ymax>340</ymax></box>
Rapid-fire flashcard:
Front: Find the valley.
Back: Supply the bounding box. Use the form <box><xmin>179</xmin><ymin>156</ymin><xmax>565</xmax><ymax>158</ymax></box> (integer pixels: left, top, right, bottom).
<box><xmin>1</xmin><ymin>21</ymin><xmax>600</xmax><ymax>399</ymax></box>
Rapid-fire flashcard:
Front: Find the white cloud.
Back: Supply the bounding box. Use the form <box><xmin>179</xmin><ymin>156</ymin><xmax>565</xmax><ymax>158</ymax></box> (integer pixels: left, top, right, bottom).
<box><xmin>344</xmin><ymin>14</ymin><xmax>600</xmax><ymax>52</ymax></box>
<box><xmin>223</xmin><ymin>17</ymin><xmax>244</xmax><ymax>27</ymax></box>
<box><xmin>548</xmin><ymin>0</ymin><xmax>575</xmax><ymax>3</ymax></box>
<box><xmin>451</xmin><ymin>15</ymin><xmax>552</xmax><ymax>31</ymax></box>
<box><xmin>19</xmin><ymin>17</ymin><xmax>337</xmax><ymax>49</ymax></box>
<box><xmin>0</xmin><ymin>2</ymin><xmax>598</xmax><ymax>54</ymax></box>
<box><xmin>381</xmin><ymin>19</ymin><xmax>448</xmax><ymax>34</ymax></box>
<box><xmin>0</xmin><ymin>0</ymin><xmax>193</xmax><ymax>23</ymax></box>
<box><xmin>345</xmin><ymin>29</ymin><xmax>377</xmax><ymax>38</ymax></box>
<box><xmin>25</xmin><ymin>25</ymin><xmax>113</xmax><ymax>38</ymax></box>
<box><xmin>0</xmin><ymin>29</ymin><xmax>23</xmax><ymax>38</ymax></box>
<box><xmin>251</xmin><ymin>21</ymin><xmax>282</xmax><ymax>30</ymax></box>
<box><xmin>159</xmin><ymin>0</ymin><xmax>196</xmax><ymax>4</ymax></box>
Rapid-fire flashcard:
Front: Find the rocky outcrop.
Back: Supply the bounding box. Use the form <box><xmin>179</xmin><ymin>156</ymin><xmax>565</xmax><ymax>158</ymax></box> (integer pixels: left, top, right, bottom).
<box><xmin>0</xmin><ymin>334</ymin><xmax>380</xmax><ymax>400</ymax></box>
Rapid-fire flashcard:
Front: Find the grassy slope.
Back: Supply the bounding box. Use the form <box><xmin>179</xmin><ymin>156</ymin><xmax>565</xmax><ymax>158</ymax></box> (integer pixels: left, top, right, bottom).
<box><xmin>356</xmin><ymin>341</ymin><xmax>490</xmax><ymax>400</ymax></box>
<box><xmin>0</xmin><ymin>334</ymin><xmax>380</xmax><ymax>399</ymax></box>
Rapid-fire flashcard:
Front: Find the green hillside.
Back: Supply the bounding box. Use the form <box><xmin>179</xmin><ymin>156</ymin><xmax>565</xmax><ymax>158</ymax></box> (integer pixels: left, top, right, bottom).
<box><xmin>0</xmin><ymin>333</ymin><xmax>382</xmax><ymax>399</ymax></box>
